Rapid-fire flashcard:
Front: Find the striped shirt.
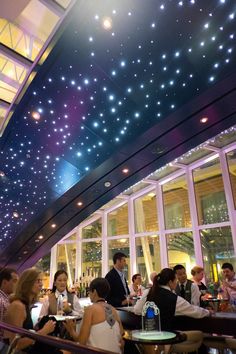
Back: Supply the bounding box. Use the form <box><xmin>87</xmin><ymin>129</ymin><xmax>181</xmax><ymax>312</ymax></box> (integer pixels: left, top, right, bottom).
<box><xmin>0</xmin><ymin>290</ymin><xmax>10</xmax><ymax>338</ymax></box>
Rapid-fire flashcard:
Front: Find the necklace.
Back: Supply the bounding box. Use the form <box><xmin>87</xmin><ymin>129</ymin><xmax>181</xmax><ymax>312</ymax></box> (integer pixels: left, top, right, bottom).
<box><xmin>96</xmin><ymin>299</ymin><xmax>106</xmax><ymax>303</ymax></box>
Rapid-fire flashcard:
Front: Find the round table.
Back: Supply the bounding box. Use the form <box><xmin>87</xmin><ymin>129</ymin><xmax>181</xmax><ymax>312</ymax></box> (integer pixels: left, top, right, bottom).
<box><xmin>123</xmin><ymin>330</ymin><xmax>186</xmax><ymax>354</ymax></box>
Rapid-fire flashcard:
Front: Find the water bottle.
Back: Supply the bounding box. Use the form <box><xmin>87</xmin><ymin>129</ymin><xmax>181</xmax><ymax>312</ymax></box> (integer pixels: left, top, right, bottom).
<box><xmin>57</xmin><ymin>294</ymin><xmax>64</xmax><ymax>315</ymax></box>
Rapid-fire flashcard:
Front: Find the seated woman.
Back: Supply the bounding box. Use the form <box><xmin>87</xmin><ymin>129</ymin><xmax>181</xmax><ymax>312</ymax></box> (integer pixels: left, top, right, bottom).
<box><xmin>129</xmin><ymin>273</ymin><xmax>145</xmax><ymax>297</ymax></box>
<box><xmin>134</xmin><ymin>268</ymin><xmax>210</xmax><ymax>331</ymax></box>
<box><xmin>4</xmin><ymin>268</ymin><xmax>56</xmax><ymax>352</ymax></box>
<box><xmin>64</xmin><ymin>277</ymin><xmax>123</xmax><ymax>354</ymax></box>
<box><xmin>191</xmin><ymin>266</ymin><xmax>207</xmax><ymax>292</ymax></box>
<box><xmin>39</xmin><ymin>270</ymin><xmax>82</xmax><ymax>318</ymax></box>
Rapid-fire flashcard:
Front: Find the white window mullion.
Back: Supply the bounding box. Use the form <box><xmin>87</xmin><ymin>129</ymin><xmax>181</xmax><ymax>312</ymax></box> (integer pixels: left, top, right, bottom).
<box><xmin>156</xmin><ymin>183</ymin><xmax>168</xmax><ymax>268</ymax></box>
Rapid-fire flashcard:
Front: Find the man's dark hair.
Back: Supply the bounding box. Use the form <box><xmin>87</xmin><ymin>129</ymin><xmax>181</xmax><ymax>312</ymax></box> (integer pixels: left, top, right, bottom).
<box><xmin>173</xmin><ymin>264</ymin><xmax>185</xmax><ymax>273</ymax></box>
<box><xmin>0</xmin><ymin>268</ymin><xmax>17</xmax><ymax>287</ymax></box>
<box><xmin>113</xmin><ymin>252</ymin><xmax>127</xmax><ymax>264</ymax></box>
<box><xmin>132</xmin><ymin>273</ymin><xmax>141</xmax><ymax>283</ymax></box>
<box><xmin>222</xmin><ymin>263</ymin><xmax>234</xmax><ymax>271</ymax></box>
<box><xmin>89</xmin><ymin>278</ymin><xmax>110</xmax><ymax>298</ymax></box>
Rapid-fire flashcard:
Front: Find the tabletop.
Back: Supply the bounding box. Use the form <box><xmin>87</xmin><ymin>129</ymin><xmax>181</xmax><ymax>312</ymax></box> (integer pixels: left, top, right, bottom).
<box><xmin>123</xmin><ymin>330</ymin><xmax>186</xmax><ymax>345</ymax></box>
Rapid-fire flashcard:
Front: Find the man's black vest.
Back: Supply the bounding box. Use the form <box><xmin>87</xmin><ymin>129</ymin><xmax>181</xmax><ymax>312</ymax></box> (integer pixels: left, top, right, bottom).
<box><xmin>175</xmin><ymin>279</ymin><xmax>193</xmax><ymax>304</ymax></box>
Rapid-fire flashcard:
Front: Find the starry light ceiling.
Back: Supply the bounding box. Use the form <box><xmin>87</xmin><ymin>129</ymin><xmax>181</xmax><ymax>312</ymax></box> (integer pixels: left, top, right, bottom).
<box><xmin>0</xmin><ymin>0</ymin><xmax>236</xmax><ymax>256</ymax></box>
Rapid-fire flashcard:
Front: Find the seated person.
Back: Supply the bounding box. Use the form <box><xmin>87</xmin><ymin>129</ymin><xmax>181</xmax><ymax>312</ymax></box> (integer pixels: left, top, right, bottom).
<box><xmin>64</xmin><ymin>277</ymin><xmax>123</xmax><ymax>354</ymax></box>
<box><xmin>191</xmin><ymin>266</ymin><xmax>207</xmax><ymax>292</ymax></box>
<box><xmin>134</xmin><ymin>268</ymin><xmax>210</xmax><ymax>331</ymax></box>
<box><xmin>4</xmin><ymin>268</ymin><xmax>56</xmax><ymax>353</ymax></box>
<box><xmin>221</xmin><ymin>262</ymin><xmax>236</xmax><ymax>303</ymax></box>
<box><xmin>174</xmin><ymin>264</ymin><xmax>201</xmax><ymax>306</ymax></box>
<box><xmin>39</xmin><ymin>270</ymin><xmax>82</xmax><ymax>318</ymax></box>
<box><xmin>129</xmin><ymin>273</ymin><xmax>145</xmax><ymax>297</ymax></box>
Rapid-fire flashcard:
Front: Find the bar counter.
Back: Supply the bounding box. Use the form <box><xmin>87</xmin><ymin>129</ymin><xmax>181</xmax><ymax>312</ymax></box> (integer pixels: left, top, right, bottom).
<box><xmin>117</xmin><ymin>308</ymin><xmax>236</xmax><ymax>336</ymax></box>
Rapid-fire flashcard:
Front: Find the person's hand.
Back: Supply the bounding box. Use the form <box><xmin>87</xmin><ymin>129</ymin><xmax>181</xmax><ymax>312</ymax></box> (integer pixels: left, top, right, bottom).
<box><xmin>41</xmin><ymin>320</ymin><xmax>56</xmax><ymax>335</ymax></box>
<box><xmin>63</xmin><ymin>300</ymin><xmax>72</xmax><ymax>314</ymax></box>
<box><xmin>63</xmin><ymin>319</ymin><xmax>76</xmax><ymax>335</ymax></box>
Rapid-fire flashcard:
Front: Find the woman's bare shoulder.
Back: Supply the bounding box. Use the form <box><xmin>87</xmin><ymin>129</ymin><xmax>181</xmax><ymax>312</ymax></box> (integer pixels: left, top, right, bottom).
<box><xmin>9</xmin><ymin>300</ymin><xmax>25</xmax><ymax>311</ymax></box>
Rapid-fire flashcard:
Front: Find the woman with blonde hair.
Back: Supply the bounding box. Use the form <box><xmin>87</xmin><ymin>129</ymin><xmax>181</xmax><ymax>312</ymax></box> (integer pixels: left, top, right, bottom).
<box><xmin>4</xmin><ymin>268</ymin><xmax>56</xmax><ymax>352</ymax></box>
<box><xmin>191</xmin><ymin>266</ymin><xmax>207</xmax><ymax>292</ymax></box>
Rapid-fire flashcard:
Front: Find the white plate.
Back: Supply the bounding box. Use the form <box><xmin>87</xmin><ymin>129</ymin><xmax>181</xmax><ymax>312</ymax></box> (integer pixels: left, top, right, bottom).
<box><xmin>132</xmin><ymin>331</ymin><xmax>176</xmax><ymax>341</ymax></box>
<box><xmin>50</xmin><ymin>315</ymin><xmax>79</xmax><ymax>321</ymax></box>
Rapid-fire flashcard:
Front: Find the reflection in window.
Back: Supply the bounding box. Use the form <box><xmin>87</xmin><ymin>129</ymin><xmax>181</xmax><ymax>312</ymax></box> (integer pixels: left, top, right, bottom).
<box><xmin>107</xmin><ymin>203</ymin><xmax>128</xmax><ymax>236</ymax></box>
<box><xmin>200</xmin><ymin>227</ymin><xmax>235</xmax><ymax>284</ymax></box>
<box><xmin>162</xmin><ymin>175</ymin><xmax>191</xmax><ymax>229</ymax></box>
<box><xmin>57</xmin><ymin>243</ymin><xmax>76</xmax><ymax>285</ymax></box>
<box><xmin>134</xmin><ymin>192</ymin><xmax>158</xmax><ymax>233</ymax></box>
<box><xmin>135</xmin><ymin>235</ymin><xmax>161</xmax><ymax>286</ymax></box>
<box><xmin>226</xmin><ymin>150</ymin><xmax>236</xmax><ymax>209</ymax></box>
<box><xmin>108</xmin><ymin>238</ymin><xmax>130</xmax><ymax>280</ymax></box>
<box><xmin>166</xmin><ymin>232</ymin><xmax>195</xmax><ymax>276</ymax></box>
<box><xmin>193</xmin><ymin>158</ymin><xmax>229</xmax><ymax>225</ymax></box>
<box><xmin>82</xmin><ymin>241</ymin><xmax>102</xmax><ymax>279</ymax></box>
<box><xmin>82</xmin><ymin>218</ymin><xmax>102</xmax><ymax>239</ymax></box>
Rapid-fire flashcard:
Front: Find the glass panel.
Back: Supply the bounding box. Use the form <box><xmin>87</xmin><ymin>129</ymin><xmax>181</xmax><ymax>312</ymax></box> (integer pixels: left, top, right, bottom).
<box><xmin>107</xmin><ymin>203</ymin><xmax>128</xmax><ymax>236</ymax></box>
<box><xmin>226</xmin><ymin>149</ymin><xmax>236</xmax><ymax>209</ymax></box>
<box><xmin>193</xmin><ymin>158</ymin><xmax>229</xmax><ymax>225</ymax></box>
<box><xmin>56</xmin><ymin>243</ymin><xmax>76</xmax><ymax>282</ymax></box>
<box><xmin>208</xmin><ymin>126</ymin><xmax>236</xmax><ymax>148</ymax></box>
<box><xmin>55</xmin><ymin>0</ymin><xmax>72</xmax><ymax>8</ymax></box>
<box><xmin>34</xmin><ymin>253</ymin><xmax>51</xmax><ymax>289</ymax></box>
<box><xmin>82</xmin><ymin>218</ymin><xmax>102</xmax><ymax>239</ymax></box>
<box><xmin>162</xmin><ymin>174</ymin><xmax>191</xmax><ymax>229</ymax></box>
<box><xmin>122</xmin><ymin>182</ymin><xmax>148</xmax><ymax>196</ymax></box>
<box><xmin>135</xmin><ymin>235</ymin><xmax>161</xmax><ymax>286</ymax></box>
<box><xmin>134</xmin><ymin>192</ymin><xmax>158</xmax><ymax>233</ymax></box>
<box><xmin>200</xmin><ymin>227</ymin><xmax>235</xmax><ymax>285</ymax></box>
<box><xmin>81</xmin><ymin>241</ymin><xmax>102</xmax><ymax>279</ymax></box>
<box><xmin>175</xmin><ymin>146</ymin><xmax>211</xmax><ymax>165</ymax></box>
<box><xmin>167</xmin><ymin>232</ymin><xmax>195</xmax><ymax>276</ymax></box>
<box><xmin>0</xmin><ymin>80</ymin><xmax>17</xmax><ymax>102</ymax></box>
<box><xmin>147</xmin><ymin>164</ymin><xmax>179</xmax><ymax>181</ymax></box>
<box><xmin>108</xmin><ymin>238</ymin><xmax>130</xmax><ymax>280</ymax></box>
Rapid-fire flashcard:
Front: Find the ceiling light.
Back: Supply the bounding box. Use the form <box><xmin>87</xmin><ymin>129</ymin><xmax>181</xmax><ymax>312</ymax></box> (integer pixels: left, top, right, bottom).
<box><xmin>32</xmin><ymin>111</ymin><xmax>40</xmax><ymax>120</ymax></box>
<box><xmin>0</xmin><ymin>171</ymin><xmax>5</xmax><ymax>177</ymax></box>
<box><xmin>104</xmin><ymin>181</ymin><xmax>112</xmax><ymax>187</ymax></box>
<box><xmin>51</xmin><ymin>224</ymin><xmax>56</xmax><ymax>228</ymax></box>
<box><xmin>13</xmin><ymin>212</ymin><xmax>19</xmax><ymax>218</ymax></box>
<box><xmin>77</xmin><ymin>201</ymin><xmax>83</xmax><ymax>206</ymax></box>
<box><xmin>102</xmin><ymin>17</ymin><xmax>112</xmax><ymax>30</ymax></box>
<box><xmin>38</xmin><ymin>235</ymin><xmax>44</xmax><ymax>240</ymax></box>
<box><xmin>122</xmin><ymin>168</ymin><xmax>129</xmax><ymax>174</ymax></box>
<box><xmin>200</xmin><ymin>117</ymin><xmax>208</xmax><ymax>124</ymax></box>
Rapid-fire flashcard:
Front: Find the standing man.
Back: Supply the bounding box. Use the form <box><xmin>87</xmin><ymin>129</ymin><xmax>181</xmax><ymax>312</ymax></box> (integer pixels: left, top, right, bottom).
<box><xmin>105</xmin><ymin>252</ymin><xmax>130</xmax><ymax>307</ymax></box>
<box><xmin>221</xmin><ymin>262</ymin><xmax>236</xmax><ymax>302</ymax></box>
<box><xmin>173</xmin><ymin>264</ymin><xmax>201</xmax><ymax>306</ymax></box>
<box><xmin>0</xmin><ymin>268</ymin><xmax>18</xmax><ymax>339</ymax></box>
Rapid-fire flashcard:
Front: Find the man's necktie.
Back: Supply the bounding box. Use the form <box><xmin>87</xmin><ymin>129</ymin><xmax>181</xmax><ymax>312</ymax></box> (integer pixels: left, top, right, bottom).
<box><xmin>180</xmin><ymin>284</ymin><xmax>185</xmax><ymax>299</ymax></box>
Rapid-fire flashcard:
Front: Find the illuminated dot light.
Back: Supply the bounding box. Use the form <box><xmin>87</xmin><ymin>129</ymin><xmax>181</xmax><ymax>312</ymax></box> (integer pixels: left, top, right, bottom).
<box><xmin>0</xmin><ymin>1</ymin><xmax>235</xmax><ymax>250</ymax></box>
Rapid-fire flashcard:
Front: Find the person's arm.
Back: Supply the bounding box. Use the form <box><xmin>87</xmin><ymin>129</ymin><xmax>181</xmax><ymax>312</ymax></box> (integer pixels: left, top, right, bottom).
<box><xmin>113</xmin><ymin>308</ymin><xmax>125</xmax><ymax>351</ymax></box>
<box><xmin>175</xmin><ymin>296</ymin><xmax>209</xmax><ymax>318</ymax></box>
<box><xmin>133</xmin><ymin>289</ymin><xmax>149</xmax><ymax>315</ymax></box>
<box><xmin>38</xmin><ymin>296</ymin><xmax>50</xmax><ymax>319</ymax></box>
<box><xmin>191</xmin><ymin>283</ymin><xmax>201</xmax><ymax>306</ymax></box>
<box><xmin>78</xmin><ymin>306</ymin><xmax>93</xmax><ymax>344</ymax></box>
<box><xmin>71</xmin><ymin>294</ymin><xmax>83</xmax><ymax>316</ymax></box>
<box><xmin>5</xmin><ymin>301</ymin><xmax>35</xmax><ymax>350</ymax></box>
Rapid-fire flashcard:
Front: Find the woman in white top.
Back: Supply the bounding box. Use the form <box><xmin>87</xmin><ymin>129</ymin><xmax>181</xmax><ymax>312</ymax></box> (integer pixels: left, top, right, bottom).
<box><xmin>39</xmin><ymin>270</ymin><xmax>82</xmax><ymax>318</ymax></box>
<box><xmin>64</xmin><ymin>277</ymin><xmax>123</xmax><ymax>354</ymax></box>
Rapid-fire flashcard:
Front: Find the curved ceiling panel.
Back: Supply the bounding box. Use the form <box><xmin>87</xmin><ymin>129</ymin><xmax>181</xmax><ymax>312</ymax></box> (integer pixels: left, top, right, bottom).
<box><xmin>1</xmin><ymin>0</ymin><xmax>236</xmax><ymax>269</ymax></box>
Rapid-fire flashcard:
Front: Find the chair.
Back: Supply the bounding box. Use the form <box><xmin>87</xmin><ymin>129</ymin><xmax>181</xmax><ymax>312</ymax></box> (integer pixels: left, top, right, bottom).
<box><xmin>170</xmin><ymin>330</ymin><xmax>203</xmax><ymax>353</ymax></box>
<box><xmin>203</xmin><ymin>334</ymin><xmax>228</xmax><ymax>354</ymax></box>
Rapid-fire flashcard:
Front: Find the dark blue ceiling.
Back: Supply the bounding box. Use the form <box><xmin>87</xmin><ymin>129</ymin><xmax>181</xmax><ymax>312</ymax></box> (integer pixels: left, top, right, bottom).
<box><xmin>1</xmin><ymin>0</ymin><xmax>236</xmax><ymax>270</ymax></box>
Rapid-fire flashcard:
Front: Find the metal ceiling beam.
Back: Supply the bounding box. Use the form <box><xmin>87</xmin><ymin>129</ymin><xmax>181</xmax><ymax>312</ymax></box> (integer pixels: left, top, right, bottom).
<box><xmin>0</xmin><ymin>43</ymin><xmax>32</xmax><ymax>69</ymax></box>
<box><xmin>0</xmin><ymin>73</ymin><xmax>20</xmax><ymax>90</ymax></box>
<box><xmin>0</xmin><ymin>99</ymin><xmax>10</xmax><ymax>108</ymax></box>
<box><xmin>39</xmin><ymin>0</ymin><xmax>66</xmax><ymax>17</ymax></box>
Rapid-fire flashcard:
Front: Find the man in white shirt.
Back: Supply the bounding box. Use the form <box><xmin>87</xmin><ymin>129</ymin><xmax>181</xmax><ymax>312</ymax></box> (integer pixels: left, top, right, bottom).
<box><xmin>221</xmin><ymin>262</ymin><xmax>236</xmax><ymax>303</ymax></box>
<box><xmin>174</xmin><ymin>264</ymin><xmax>201</xmax><ymax>306</ymax></box>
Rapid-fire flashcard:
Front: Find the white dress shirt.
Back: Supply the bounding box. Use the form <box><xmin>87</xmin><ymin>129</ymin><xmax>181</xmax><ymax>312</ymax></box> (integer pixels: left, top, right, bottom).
<box><xmin>134</xmin><ymin>285</ymin><xmax>209</xmax><ymax>318</ymax></box>
<box><xmin>39</xmin><ymin>289</ymin><xmax>83</xmax><ymax>318</ymax></box>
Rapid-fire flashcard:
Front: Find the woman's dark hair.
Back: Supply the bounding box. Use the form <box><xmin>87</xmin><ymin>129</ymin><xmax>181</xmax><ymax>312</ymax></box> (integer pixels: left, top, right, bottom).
<box><xmin>89</xmin><ymin>277</ymin><xmax>110</xmax><ymax>299</ymax></box>
<box><xmin>52</xmin><ymin>270</ymin><xmax>68</xmax><ymax>293</ymax></box>
<box><xmin>147</xmin><ymin>268</ymin><xmax>176</xmax><ymax>301</ymax></box>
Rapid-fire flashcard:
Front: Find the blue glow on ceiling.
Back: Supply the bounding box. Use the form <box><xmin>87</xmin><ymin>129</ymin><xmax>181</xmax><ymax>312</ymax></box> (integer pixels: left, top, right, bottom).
<box><xmin>0</xmin><ymin>0</ymin><xmax>235</xmax><ymax>249</ymax></box>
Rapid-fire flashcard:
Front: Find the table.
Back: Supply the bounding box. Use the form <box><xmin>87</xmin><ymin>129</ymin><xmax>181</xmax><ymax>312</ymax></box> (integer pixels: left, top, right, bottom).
<box><xmin>123</xmin><ymin>330</ymin><xmax>186</xmax><ymax>354</ymax></box>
